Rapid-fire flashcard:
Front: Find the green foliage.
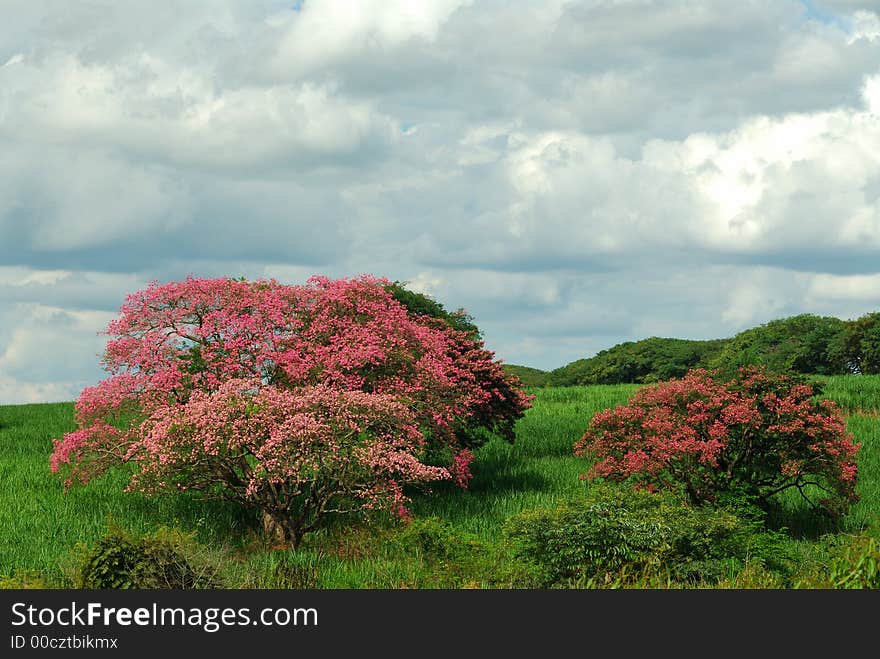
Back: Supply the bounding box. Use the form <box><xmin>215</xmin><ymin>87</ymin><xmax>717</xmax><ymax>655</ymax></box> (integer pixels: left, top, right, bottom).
<box><xmin>547</xmin><ymin>313</ymin><xmax>871</xmax><ymax>386</ymax></box>
<box><xmin>503</xmin><ymin>485</ymin><xmax>793</xmax><ymax>587</ymax></box>
<box><xmin>549</xmin><ymin>337</ymin><xmax>726</xmax><ymax>386</ymax></box>
<box><xmin>713</xmin><ymin>561</ymin><xmax>789</xmax><ymax>588</ymax></box>
<box><xmin>386</xmin><ymin>281</ymin><xmax>481</xmax><ymax>341</ymax></box>
<box><xmin>709</xmin><ymin>314</ymin><xmax>848</xmax><ymax>377</ymax></box>
<box><xmin>76</xmin><ymin>525</ymin><xmax>223</xmax><ymax>589</ymax></box>
<box><xmin>832</xmin><ymin>312</ymin><xmax>880</xmax><ymax>375</ymax></box>
<box><xmin>396</xmin><ymin>517</ymin><xmax>484</xmax><ymax>562</ymax></box>
<box><xmin>502</xmin><ymin>364</ymin><xmax>549</xmax><ymax>388</ymax></box>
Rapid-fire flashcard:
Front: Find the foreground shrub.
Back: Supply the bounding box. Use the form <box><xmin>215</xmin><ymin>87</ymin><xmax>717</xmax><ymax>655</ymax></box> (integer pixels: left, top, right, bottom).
<box><xmin>575</xmin><ymin>368</ymin><xmax>860</xmax><ymax>516</ymax></box>
<box><xmin>51</xmin><ymin>275</ymin><xmax>531</xmax><ymax>546</ymax></box>
<box><xmin>77</xmin><ymin>527</ymin><xmax>222</xmax><ymax>589</ymax></box>
<box><xmin>503</xmin><ymin>486</ymin><xmax>791</xmax><ymax>587</ymax></box>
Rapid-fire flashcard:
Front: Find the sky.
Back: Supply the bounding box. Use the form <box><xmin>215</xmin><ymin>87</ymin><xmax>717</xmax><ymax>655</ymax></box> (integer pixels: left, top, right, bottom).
<box><xmin>1</xmin><ymin>0</ymin><xmax>880</xmax><ymax>404</ymax></box>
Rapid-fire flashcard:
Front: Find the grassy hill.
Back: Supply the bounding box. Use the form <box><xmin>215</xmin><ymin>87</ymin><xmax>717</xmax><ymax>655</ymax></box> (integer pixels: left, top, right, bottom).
<box><xmin>501</xmin><ymin>364</ymin><xmax>549</xmax><ymax>387</ymax></box>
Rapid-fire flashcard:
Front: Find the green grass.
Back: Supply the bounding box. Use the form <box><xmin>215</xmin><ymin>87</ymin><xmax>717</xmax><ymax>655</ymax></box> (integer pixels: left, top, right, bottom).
<box><xmin>814</xmin><ymin>374</ymin><xmax>880</xmax><ymax>415</ymax></box>
<box><xmin>0</xmin><ymin>402</ymin><xmax>253</xmax><ymax>585</ymax></box>
<box><xmin>1</xmin><ymin>378</ymin><xmax>879</xmax><ymax>588</ymax></box>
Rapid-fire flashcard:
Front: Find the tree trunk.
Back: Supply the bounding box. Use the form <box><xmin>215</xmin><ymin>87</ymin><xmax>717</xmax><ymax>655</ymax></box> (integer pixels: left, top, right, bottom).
<box><xmin>262</xmin><ymin>511</ymin><xmax>301</xmax><ymax>548</ymax></box>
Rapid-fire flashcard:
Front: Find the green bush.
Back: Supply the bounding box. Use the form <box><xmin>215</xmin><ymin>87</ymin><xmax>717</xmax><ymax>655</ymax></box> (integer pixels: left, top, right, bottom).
<box><xmin>503</xmin><ymin>486</ymin><xmax>792</xmax><ymax>587</ymax></box>
<box><xmin>77</xmin><ymin>526</ymin><xmax>222</xmax><ymax>589</ymax></box>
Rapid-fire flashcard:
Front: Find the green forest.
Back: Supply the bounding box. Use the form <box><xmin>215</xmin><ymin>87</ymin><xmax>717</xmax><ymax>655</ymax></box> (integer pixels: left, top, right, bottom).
<box><xmin>505</xmin><ymin>312</ymin><xmax>880</xmax><ymax>387</ymax></box>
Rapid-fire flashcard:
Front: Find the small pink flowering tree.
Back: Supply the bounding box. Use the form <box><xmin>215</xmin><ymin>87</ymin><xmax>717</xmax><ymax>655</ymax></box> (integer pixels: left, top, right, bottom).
<box><xmin>51</xmin><ymin>275</ymin><xmax>531</xmax><ymax>543</ymax></box>
<box><xmin>575</xmin><ymin>367</ymin><xmax>860</xmax><ymax>515</ymax></box>
<box><xmin>135</xmin><ymin>381</ymin><xmax>448</xmax><ymax>547</ymax></box>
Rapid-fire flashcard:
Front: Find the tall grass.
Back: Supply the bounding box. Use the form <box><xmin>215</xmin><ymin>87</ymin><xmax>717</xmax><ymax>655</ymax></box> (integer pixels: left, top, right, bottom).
<box><xmin>0</xmin><ymin>403</ymin><xmax>253</xmax><ymax>584</ymax></box>
<box><xmin>1</xmin><ymin>378</ymin><xmax>879</xmax><ymax>587</ymax></box>
<box><xmin>814</xmin><ymin>374</ymin><xmax>880</xmax><ymax>414</ymax></box>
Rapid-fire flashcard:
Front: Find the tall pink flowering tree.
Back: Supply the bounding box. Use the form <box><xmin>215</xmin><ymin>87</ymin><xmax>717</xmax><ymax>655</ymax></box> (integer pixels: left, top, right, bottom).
<box><xmin>51</xmin><ymin>275</ymin><xmax>531</xmax><ymax>544</ymax></box>
<box><xmin>575</xmin><ymin>368</ymin><xmax>860</xmax><ymax>515</ymax></box>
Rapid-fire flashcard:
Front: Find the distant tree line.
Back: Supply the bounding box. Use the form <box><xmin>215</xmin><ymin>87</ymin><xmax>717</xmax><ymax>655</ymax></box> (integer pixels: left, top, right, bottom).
<box><xmin>504</xmin><ymin>312</ymin><xmax>880</xmax><ymax>387</ymax></box>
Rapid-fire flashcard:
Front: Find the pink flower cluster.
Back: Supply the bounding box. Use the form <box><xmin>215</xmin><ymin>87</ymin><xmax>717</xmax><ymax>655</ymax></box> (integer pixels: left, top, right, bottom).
<box><xmin>575</xmin><ymin>367</ymin><xmax>860</xmax><ymax>512</ymax></box>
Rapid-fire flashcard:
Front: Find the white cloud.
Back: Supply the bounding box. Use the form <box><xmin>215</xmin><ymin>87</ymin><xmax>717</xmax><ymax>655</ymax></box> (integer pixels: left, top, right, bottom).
<box><xmin>0</xmin><ymin>303</ymin><xmax>114</xmax><ymax>403</ymax></box>
<box><xmin>0</xmin><ymin>54</ymin><xmax>397</xmax><ymax>173</ymax></box>
<box><xmin>269</xmin><ymin>0</ymin><xmax>471</xmax><ymax>78</ymax></box>
<box><xmin>849</xmin><ymin>10</ymin><xmax>880</xmax><ymax>43</ymax></box>
<box><xmin>0</xmin><ymin>377</ymin><xmax>81</xmax><ymax>407</ymax></box>
<box><xmin>808</xmin><ymin>273</ymin><xmax>880</xmax><ymax>301</ymax></box>
<box><xmin>865</xmin><ymin>73</ymin><xmax>880</xmax><ymax>113</ymax></box>
<box><xmin>2</xmin><ymin>53</ymin><xmax>23</xmax><ymax>68</ymax></box>
<box><xmin>0</xmin><ymin>267</ymin><xmax>70</xmax><ymax>287</ymax></box>
<box><xmin>0</xmin><ymin>145</ymin><xmax>192</xmax><ymax>251</ymax></box>
<box><xmin>2</xmin><ymin>0</ymin><xmax>880</xmax><ymax>398</ymax></box>
<box><xmin>404</xmin><ymin>272</ymin><xmax>445</xmax><ymax>297</ymax></box>
<box><xmin>720</xmin><ymin>270</ymin><xmax>804</xmax><ymax>327</ymax></box>
<box><xmin>426</xmin><ymin>77</ymin><xmax>880</xmax><ymax>269</ymax></box>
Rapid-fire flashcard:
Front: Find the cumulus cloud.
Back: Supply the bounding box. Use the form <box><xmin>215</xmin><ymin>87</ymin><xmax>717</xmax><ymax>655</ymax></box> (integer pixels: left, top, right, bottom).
<box><xmin>0</xmin><ymin>54</ymin><xmax>398</xmax><ymax>172</ymax></box>
<box><xmin>808</xmin><ymin>273</ymin><xmax>880</xmax><ymax>301</ymax></box>
<box><xmin>403</xmin><ymin>74</ymin><xmax>880</xmax><ymax>273</ymax></box>
<box><xmin>0</xmin><ymin>303</ymin><xmax>113</xmax><ymax>403</ymax></box>
<box><xmin>2</xmin><ymin>0</ymin><xmax>880</xmax><ymax>401</ymax></box>
<box><xmin>269</xmin><ymin>0</ymin><xmax>470</xmax><ymax>78</ymax></box>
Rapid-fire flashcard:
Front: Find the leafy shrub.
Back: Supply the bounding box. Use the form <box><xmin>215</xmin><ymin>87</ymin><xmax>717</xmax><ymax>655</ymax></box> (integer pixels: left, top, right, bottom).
<box><xmin>77</xmin><ymin>526</ymin><xmax>222</xmax><ymax>589</ymax></box>
<box><xmin>503</xmin><ymin>486</ymin><xmax>792</xmax><ymax>587</ymax></box>
<box><xmin>713</xmin><ymin>562</ymin><xmax>788</xmax><ymax>589</ymax></box>
<box><xmin>395</xmin><ymin>518</ymin><xmax>490</xmax><ymax>587</ymax></box>
<box><xmin>396</xmin><ymin>517</ymin><xmax>483</xmax><ymax>562</ymax></box>
<box><xmin>575</xmin><ymin>368</ymin><xmax>860</xmax><ymax>516</ymax></box>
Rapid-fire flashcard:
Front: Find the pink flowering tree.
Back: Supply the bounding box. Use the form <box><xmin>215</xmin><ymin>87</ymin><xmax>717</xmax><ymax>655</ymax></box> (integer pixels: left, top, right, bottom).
<box><xmin>575</xmin><ymin>367</ymin><xmax>860</xmax><ymax>516</ymax></box>
<box><xmin>51</xmin><ymin>275</ymin><xmax>531</xmax><ymax>543</ymax></box>
<box><xmin>136</xmin><ymin>381</ymin><xmax>448</xmax><ymax>547</ymax></box>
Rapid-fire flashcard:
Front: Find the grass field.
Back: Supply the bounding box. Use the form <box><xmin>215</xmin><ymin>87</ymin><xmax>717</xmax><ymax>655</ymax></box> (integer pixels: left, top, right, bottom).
<box><xmin>1</xmin><ymin>377</ymin><xmax>879</xmax><ymax>588</ymax></box>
